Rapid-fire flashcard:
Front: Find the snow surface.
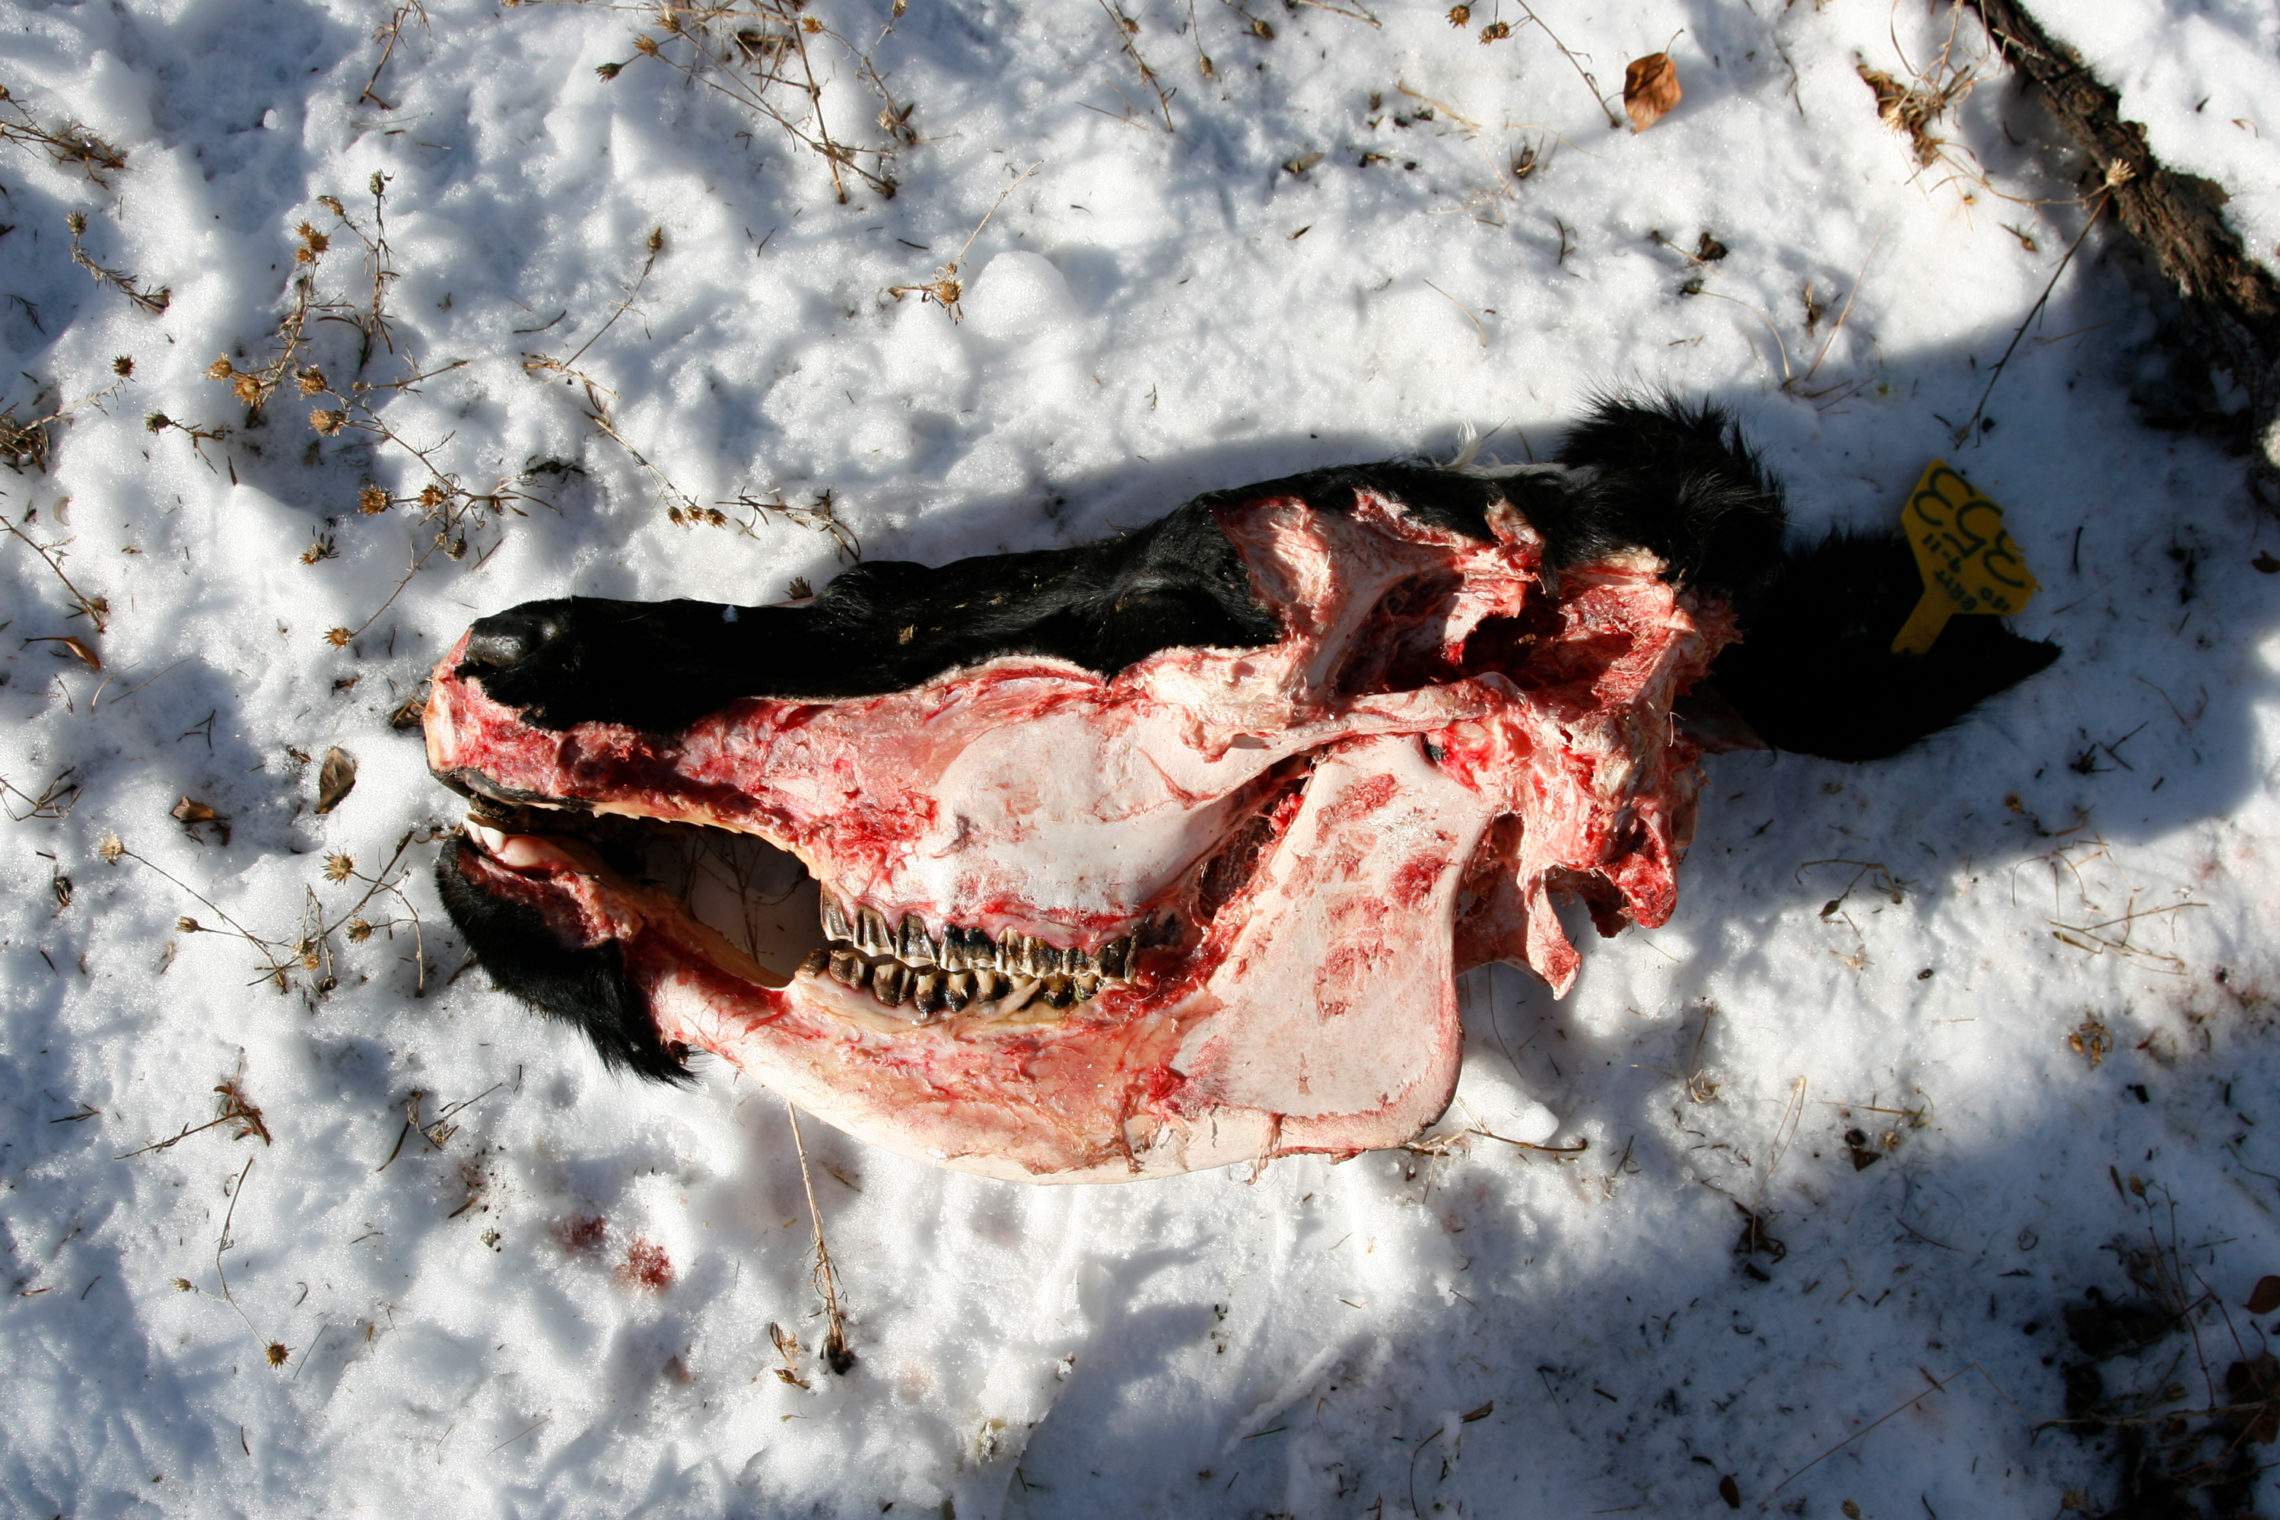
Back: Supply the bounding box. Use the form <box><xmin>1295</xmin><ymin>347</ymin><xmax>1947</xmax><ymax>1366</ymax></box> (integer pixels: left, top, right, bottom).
<box><xmin>2</xmin><ymin>0</ymin><xmax>2278</xmax><ymax>1515</ymax></box>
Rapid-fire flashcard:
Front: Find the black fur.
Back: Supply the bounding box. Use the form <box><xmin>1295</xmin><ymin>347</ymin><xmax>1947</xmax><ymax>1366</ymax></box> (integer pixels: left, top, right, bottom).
<box><xmin>434</xmin><ymin>841</ymin><xmax>691</xmax><ymax>1083</ymax></box>
<box><xmin>459</xmin><ymin>398</ymin><xmax>1795</xmax><ymax>736</ymax></box>
<box><xmin>458</xmin><ymin>498</ymin><xmax>1279</xmax><ymax>734</ymax></box>
<box><xmin>1709</xmin><ymin>530</ymin><xmax>2061</xmax><ymax>761</ymax></box>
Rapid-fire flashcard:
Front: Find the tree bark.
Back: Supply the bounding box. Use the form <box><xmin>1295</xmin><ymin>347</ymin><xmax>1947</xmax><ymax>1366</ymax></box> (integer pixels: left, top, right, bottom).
<box><xmin>1966</xmin><ymin>0</ymin><xmax>2280</xmax><ymax>489</ymax></box>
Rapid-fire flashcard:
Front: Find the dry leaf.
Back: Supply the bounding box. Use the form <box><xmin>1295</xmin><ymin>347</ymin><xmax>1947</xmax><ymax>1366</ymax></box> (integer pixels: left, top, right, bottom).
<box><xmin>29</xmin><ymin>634</ymin><xmax>102</xmax><ymax>670</ymax></box>
<box><xmin>1718</xmin><ymin>1473</ymin><xmax>1741</xmax><ymax>1509</ymax></box>
<box><xmin>1624</xmin><ymin>53</ymin><xmax>1681</xmax><ymax>133</ymax></box>
<box><xmin>2248</xmin><ymin>1274</ymin><xmax>2280</xmax><ymax>1315</ymax></box>
<box><xmin>316</xmin><ymin>746</ymin><xmax>358</xmax><ymax>815</ymax></box>
<box><xmin>171</xmin><ymin>797</ymin><xmax>217</xmax><ymax>824</ymax></box>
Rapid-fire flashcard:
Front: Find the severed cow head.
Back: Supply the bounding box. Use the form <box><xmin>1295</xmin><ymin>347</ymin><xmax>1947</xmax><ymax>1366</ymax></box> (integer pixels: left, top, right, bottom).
<box><xmin>424</xmin><ymin>399</ymin><xmax>2057</xmax><ymax>1182</ymax></box>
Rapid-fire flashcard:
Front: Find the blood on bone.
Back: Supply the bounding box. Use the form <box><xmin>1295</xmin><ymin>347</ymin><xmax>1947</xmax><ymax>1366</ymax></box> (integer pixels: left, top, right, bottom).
<box><xmin>434</xmin><ymin>489</ymin><xmax>1729</xmax><ymax>1178</ymax></box>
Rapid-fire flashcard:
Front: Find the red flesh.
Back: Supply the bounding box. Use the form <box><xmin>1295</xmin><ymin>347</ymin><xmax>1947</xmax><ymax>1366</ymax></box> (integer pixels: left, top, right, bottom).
<box><xmin>428</xmin><ymin>491</ymin><xmax>1731</xmax><ymax>1180</ymax></box>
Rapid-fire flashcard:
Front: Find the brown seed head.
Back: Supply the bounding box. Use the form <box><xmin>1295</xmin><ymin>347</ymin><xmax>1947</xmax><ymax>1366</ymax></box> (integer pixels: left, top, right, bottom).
<box><xmin>99</xmin><ymin>833</ymin><xmax>124</xmax><ymax>863</ymax></box>
<box><xmin>310</xmin><ymin>409</ymin><xmax>347</xmax><ymax>436</ymax></box>
<box><xmin>113</xmin><ymin>356</ymin><xmax>134</xmax><ymax>377</ymax></box>
<box><xmin>67</xmin><ymin>210</ymin><xmax>87</xmax><ymax>236</ymax></box>
<box><xmin>634</xmin><ymin>33</ymin><xmax>660</xmax><ymax>54</ymax></box>
<box><xmin>208</xmin><ymin>357</ymin><xmax>238</xmax><ymax>382</ymax></box>
<box><xmin>266</xmin><ymin>1342</ymin><xmax>290</xmax><ymax>1368</ymax></box>
<box><xmin>324</xmin><ymin>853</ymin><xmax>355</xmax><ymax>882</ymax></box>
<box><xmin>297</xmin><ymin>367</ymin><xmax>328</xmax><ymax>395</ymax></box>
<box><xmin>145</xmin><ymin>413</ymin><xmax>170</xmax><ymax>433</ymax></box>
<box><xmin>232</xmin><ymin>374</ymin><xmax>264</xmax><ymax>405</ymax></box>
<box><xmin>1446</xmin><ymin>4</ymin><xmax>1469</xmax><ymax>24</ymax></box>
<box><xmin>178</xmin><ymin>916</ymin><xmax>201</xmax><ymax>932</ymax></box>
<box><xmin>357</xmin><ymin>484</ymin><xmax>389</xmax><ymax>514</ymax></box>
<box><xmin>596</xmin><ymin>61</ymin><xmax>622</xmax><ymax>80</ymax></box>
<box><xmin>325</xmin><ymin>627</ymin><xmax>353</xmax><ymax>647</ymax></box>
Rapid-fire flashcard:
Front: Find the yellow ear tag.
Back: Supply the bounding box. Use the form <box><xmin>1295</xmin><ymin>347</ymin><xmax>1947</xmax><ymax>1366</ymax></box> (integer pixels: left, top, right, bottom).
<box><xmin>1890</xmin><ymin>460</ymin><xmax>2039</xmax><ymax>655</ymax></box>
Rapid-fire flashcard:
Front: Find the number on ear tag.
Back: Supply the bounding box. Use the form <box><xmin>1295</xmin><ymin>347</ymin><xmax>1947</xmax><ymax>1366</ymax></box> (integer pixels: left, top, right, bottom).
<box><xmin>1891</xmin><ymin>461</ymin><xmax>2039</xmax><ymax>655</ymax></box>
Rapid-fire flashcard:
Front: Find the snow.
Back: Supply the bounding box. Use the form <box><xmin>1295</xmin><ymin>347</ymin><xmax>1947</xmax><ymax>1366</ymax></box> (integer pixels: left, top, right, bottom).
<box><xmin>1</xmin><ymin>0</ymin><xmax>2276</xmax><ymax>1515</ymax></box>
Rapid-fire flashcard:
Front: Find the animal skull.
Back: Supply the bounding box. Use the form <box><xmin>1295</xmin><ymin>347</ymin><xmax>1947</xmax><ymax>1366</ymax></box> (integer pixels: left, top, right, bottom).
<box><xmin>424</xmin><ymin>401</ymin><xmax>2055</xmax><ymax>1181</ymax></box>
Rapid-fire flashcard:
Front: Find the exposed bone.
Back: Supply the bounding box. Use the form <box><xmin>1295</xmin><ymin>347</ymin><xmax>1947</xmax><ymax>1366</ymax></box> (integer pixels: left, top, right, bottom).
<box><xmin>432</xmin><ymin>478</ymin><xmax>1731</xmax><ymax>1180</ymax></box>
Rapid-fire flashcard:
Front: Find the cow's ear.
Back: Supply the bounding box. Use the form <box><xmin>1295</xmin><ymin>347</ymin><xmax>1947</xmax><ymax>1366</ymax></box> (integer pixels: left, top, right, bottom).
<box><xmin>1710</xmin><ymin>529</ymin><xmax>2059</xmax><ymax>762</ymax></box>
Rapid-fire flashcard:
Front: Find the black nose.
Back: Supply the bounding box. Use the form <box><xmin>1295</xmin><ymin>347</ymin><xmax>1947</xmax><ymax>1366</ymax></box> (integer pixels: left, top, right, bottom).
<box><xmin>461</xmin><ymin>606</ymin><xmax>565</xmax><ymax>671</ymax></box>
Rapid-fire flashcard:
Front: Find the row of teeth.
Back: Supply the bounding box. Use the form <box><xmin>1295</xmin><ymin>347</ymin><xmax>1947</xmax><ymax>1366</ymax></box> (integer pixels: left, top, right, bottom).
<box><xmin>799</xmin><ymin>896</ymin><xmax>1145</xmax><ymax>1017</ymax></box>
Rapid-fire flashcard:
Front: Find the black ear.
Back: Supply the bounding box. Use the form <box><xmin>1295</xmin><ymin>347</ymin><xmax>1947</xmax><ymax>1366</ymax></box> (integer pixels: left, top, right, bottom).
<box><xmin>1709</xmin><ymin>529</ymin><xmax>2059</xmax><ymax>762</ymax></box>
<box><xmin>434</xmin><ymin>841</ymin><xmax>692</xmax><ymax>1084</ymax></box>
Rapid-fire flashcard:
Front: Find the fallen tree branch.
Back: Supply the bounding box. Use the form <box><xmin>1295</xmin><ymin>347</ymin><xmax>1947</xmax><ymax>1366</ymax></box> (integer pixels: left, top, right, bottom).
<box><xmin>1964</xmin><ymin>0</ymin><xmax>2280</xmax><ymax>490</ymax></box>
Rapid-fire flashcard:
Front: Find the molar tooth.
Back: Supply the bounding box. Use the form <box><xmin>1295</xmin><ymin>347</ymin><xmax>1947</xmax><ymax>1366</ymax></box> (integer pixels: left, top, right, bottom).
<box><xmin>1042</xmin><ymin>976</ymin><xmax>1074</xmax><ymax>1009</ymax></box>
<box><xmin>1002</xmin><ymin>976</ymin><xmax>1041</xmax><ymax>1012</ymax></box>
<box><xmin>898</xmin><ymin>915</ymin><xmax>937</xmax><ymax>966</ymax></box>
<box><xmin>1072</xmin><ymin>974</ymin><xmax>1099</xmax><ymax>1003</ymax></box>
<box><xmin>872</xmin><ymin>961</ymin><xmax>909</xmax><ymax>1008</ymax></box>
<box><xmin>1096</xmin><ymin>935</ymin><xmax>1133</xmax><ymax>979</ymax></box>
<box><xmin>827</xmin><ymin>949</ymin><xmax>864</xmax><ymax>987</ymax></box>
<box><xmin>942</xmin><ymin>971</ymin><xmax>974</xmax><ymax>1011</ymax></box>
<box><xmin>820</xmin><ymin>892</ymin><xmax>851</xmax><ymax>943</ymax></box>
<box><xmin>856</xmin><ymin>907</ymin><xmax>892</xmax><ymax>955</ymax></box>
<box><xmin>937</xmin><ymin>926</ymin><xmax>972</xmax><ymax>972</ymax></box>
<box><xmin>971</xmin><ymin>968</ymin><xmax>1006</xmax><ymax>1003</ymax></box>
<box><xmin>798</xmin><ymin>948</ymin><xmax>828</xmax><ymax>977</ymax></box>
<box><xmin>911</xmin><ymin>969</ymin><xmax>944</xmax><ymax>1016</ymax></box>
